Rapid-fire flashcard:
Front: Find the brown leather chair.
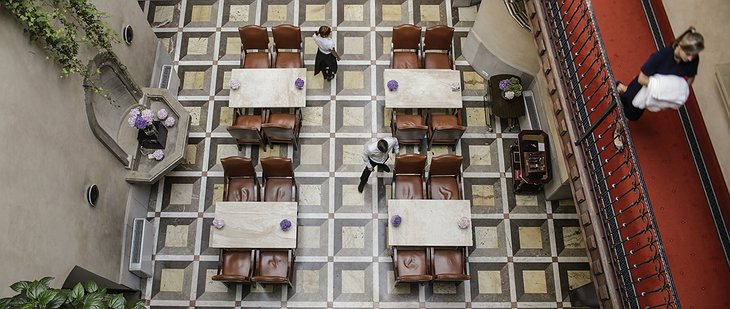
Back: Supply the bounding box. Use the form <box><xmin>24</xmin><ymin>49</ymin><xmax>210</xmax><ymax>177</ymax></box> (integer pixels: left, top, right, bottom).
<box><xmin>227</xmin><ymin>110</ymin><xmax>266</xmax><ymax>151</ymax></box>
<box><xmin>392</xmin><ymin>247</ymin><xmax>433</xmax><ymax>284</ymax></box>
<box><xmin>272</xmin><ymin>24</ymin><xmax>304</xmax><ymax>68</ymax></box>
<box><xmin>251</xmin><ymin>249</ymin><xmax>294</xmax><ymax>287</ymax></box>
<box><xmin>427</xmin><ymin>109</ymin><xmax>466</xmax><ymax>151</ymax></box>
<box><xmin>430</xmin><ymin>247</ymin><xmax>470</xmax><ymax>281</ymax></box>
<box><xmin>238</xmin><ymin>25</ymin><xmax>271</xmax><ymax>68</ymax></box>
<box><xmin>392</xmin><ymin>154</ymin><xmax>427</xmax><ymax>199</ymax></box>
<box><xmin>391</xmin><ymin>110</ymin><xmax>428</xmax><ymax>147</ymax></box>
<box><xmin>260</xmin><ymin>156</ymin><xmax>297</xmax><ymax>202</ymax></box>
<box><xmin>261</xmin><ymin>109</ymin><xmax>302</xmax><ymax>150</ymax></box>
<box><xmin>427</xmin><ymin>154</ymin><xmax>463</xmax><ymax>200</ymax></box>
<box><xmin>212</xmin><ymin>249</ymin><xmax>255</xmax><ymax>284</ymax></box>
<box><xmin>220</xmin><ymin>156</ymin><xmax>260</xmax><ymax>202</ymax></box>
<box><xmin>423</xmin><ymin>25</ymin><xmax>454</xmax><ymax>70</ymax></box>
<box><xmin>391</xmin><ymin>24</ymin><xmax>422</xmax><ymax>69</ymax></box>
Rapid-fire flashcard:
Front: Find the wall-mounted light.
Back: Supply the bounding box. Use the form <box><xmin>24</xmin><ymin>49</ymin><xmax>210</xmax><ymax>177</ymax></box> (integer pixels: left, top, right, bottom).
<box><xmin>122</xmin><ymin>25</ymin><xmax>134</xmax><ymax>45</ymax></box>
<box><xmin>86</xmin><ymin>184</ymin><xmax>99</xmax><ymax>207</ymax></box>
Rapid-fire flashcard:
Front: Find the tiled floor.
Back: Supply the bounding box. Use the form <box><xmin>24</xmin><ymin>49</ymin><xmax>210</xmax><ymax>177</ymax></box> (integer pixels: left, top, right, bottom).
<box><xmin>138</xmin><ymin>0</ymin><xmax>591</xmax><ymax>307</ymax></box>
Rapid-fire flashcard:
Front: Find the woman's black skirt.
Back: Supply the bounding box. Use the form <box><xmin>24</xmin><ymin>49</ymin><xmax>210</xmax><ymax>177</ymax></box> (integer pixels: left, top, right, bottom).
<box><xmin>314</xmin><ymin>50</ymin><xmax>338</xmax><ymax>80</ymax></box>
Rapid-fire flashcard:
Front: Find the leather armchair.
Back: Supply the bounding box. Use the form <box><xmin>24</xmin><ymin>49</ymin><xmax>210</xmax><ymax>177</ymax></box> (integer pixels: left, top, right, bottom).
<box><xmin>227</xmin><ymin>109</ymin><xmax>266</xmax><ymax>151</ymax></box>
<box><xmin>238</xmin><ymin>25</ymin><xmax>271</xmax><ymax>68</ymax></box>
<box><xmin>427</xmin><ymin>109</ymin><xmax>466</xmax><ymax>151</ymax></box>
<box><xmin>272</xmin><ymin>24</ymin><xmax>304</xmax><ymax>68</ymax></box>
<box><xmin>261</xmin><ymin>109</ymin><xmax>302</xmax><ymax>150</ymax></box>
<box><xmin>423</xmin><ymin>25</ymin><xmax>454</xmax><ymax>70</ymax></box>
<box><xmin>427</xmin><ymin>154</ymin><xmax>463</xmax><ymax>200</ymax></box>
<box><xmin>251</xmin><ymin>249</ymin><xmax>294</xmax><ymax>287</ymax></box>
<box><xmin>212</xmin><ymin>249</ymin><xmax>255</xmax><ymax>284</ymax></box>
<box><xmin>391</xmin><ymin>24</ymin><xmax>422</xmax><ymax>69</ymax></box>
<box><xmin>392</xmin><ymin>247</ymin><xmax>433</xmax><ymax>284</ymax></box>
<box><xmin>221</xmin><ymin>156</ymin><xmax>260</xmax><ymax>202</ymax></box>
<box><xmin>392</xmin><ymin>154</ymin><xmax>427</xmax><ymax>199</ymax></box>
<box><xmin>260</xmin><ymin>156</ymin><xmax>297</xmax><ymax>202</ymax></box>
<box><xmin>430</xmin><ymin>246</ymin><xmax>470</xmax><ymax>281</ymax></box>
<box><xmin>391</xmin><ymin>110</ymin><xmax>428</xmax><ymax>147</ymax></box>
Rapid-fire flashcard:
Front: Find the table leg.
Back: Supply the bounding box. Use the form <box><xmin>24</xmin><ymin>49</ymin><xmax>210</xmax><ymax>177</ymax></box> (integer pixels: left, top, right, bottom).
<box><xmin>483</xmin><ymin>94</ymin><xmax>493</xmax><ymax>132</ymax></box>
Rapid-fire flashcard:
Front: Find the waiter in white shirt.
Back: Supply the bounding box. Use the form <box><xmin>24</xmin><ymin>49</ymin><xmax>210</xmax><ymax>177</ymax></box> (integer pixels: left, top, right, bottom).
<box><xmin>358</xmin><ymin>137</ymin><xmax>399</xmax><ymax>193</ymax></box>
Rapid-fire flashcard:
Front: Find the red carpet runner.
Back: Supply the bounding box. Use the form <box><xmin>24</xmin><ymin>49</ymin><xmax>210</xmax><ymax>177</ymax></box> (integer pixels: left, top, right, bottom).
<box><xmin>589</xmin><ymin>0</ymin><xmax>730</xmax><ymax>308</ymax></box>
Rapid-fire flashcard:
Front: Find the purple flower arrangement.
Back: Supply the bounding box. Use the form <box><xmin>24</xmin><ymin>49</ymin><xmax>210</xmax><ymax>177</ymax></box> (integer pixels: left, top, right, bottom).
<box><xmin>294</xmin><ymin>78</ymin><xmax>305</xmax><ymax>89</ymax></box>
<box><xmin>128</xmin><ymin>107</ymin><xmax>154</xmax><ymax>130</ymax></box>
<box><xmin>280</xmin><ymin>219</ymin><xmax>292</xmax><ymax>231</ymax></box>
<box><xmin>148</xmin><ymin>149</ymin><xmax>164</xmax><ymax>161</ymax></box>
<box><xmin>387</xmin><ymin>80</ymin><xmax>399</xmax><ymax>91</ymax></box>
<box><xmin>157</xmin><ymin>108</ymin><xmax>169</xmax><ymax>120</ymax></box>
<box><xmin>164</xmin><ymin>116</ymin><xmax>176</xmax><ymax>127</ymax></box>
<box><xmin>457</xmin><ymin>216</ymin><xmax>470</xmax><ymax>229</ymax></box>
<box><xmin>499</xmin><ymin>77</ymin><xmax>523</xmax><ymax>99</ymax></box>
<box><xmin>212</xmin><ymin>217</ymin><xmax>225</xmax><ymax>229</ymax></box>
<box><xmin>390</xmin><ymin>215</ymin><xmax>402</xmax><ymax>227</ymax></box>
<box><xmin>229</xmin><ymin>78</ymin><xmax>241</xmax><ymax>90</ymax></box>
<box><xmin>498</xmin><ymin>79</ymin><xmax>510</xmax><ymax>90</ymax></box>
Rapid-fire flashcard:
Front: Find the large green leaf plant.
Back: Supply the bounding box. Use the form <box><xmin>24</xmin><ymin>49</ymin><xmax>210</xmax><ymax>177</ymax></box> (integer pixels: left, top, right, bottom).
<box><xmin>0</xmin><ymin>277</ymin><xmax>145</xmax><ymax>309</ymax></box>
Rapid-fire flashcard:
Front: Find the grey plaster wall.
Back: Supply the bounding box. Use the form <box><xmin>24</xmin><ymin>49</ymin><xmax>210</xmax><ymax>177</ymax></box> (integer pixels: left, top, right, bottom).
<box><xmin>0</xmin><ymin>0</ymin><xmax>158</xmax><ymax>296</ymax></box>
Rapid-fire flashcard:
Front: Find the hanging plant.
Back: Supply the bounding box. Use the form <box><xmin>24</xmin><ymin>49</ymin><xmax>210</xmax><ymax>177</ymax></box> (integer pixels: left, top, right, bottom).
<box><xmin>2</xmin><ymin>0</ymin><xmax>123</xmax><ymax>99</ymax></box>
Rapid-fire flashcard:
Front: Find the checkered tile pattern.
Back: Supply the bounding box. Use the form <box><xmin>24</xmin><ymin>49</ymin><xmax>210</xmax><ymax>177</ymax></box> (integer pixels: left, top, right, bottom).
<box><xmin>138</xmin><ymin>0</ymin><xmax>591</xmax><ymax>307</ymax></box>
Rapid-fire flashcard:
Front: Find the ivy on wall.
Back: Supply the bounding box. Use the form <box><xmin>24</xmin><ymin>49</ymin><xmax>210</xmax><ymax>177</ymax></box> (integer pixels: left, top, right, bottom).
<box><xmin>2</xmin><ymin>0</ymin><xmax>121</xmax><ymax>94</ymax></box>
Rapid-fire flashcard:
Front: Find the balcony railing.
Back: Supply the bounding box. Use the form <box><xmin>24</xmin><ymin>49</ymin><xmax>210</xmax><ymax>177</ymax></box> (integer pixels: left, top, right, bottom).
<box><xmin>535</xmin><ymin>0</ymin><xmax>679</xmax><ymax>308</ymax></box>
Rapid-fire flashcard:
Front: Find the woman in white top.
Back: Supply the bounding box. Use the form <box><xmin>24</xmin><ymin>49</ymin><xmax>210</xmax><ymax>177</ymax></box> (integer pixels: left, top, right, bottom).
<box><xmin>313</xmin><ymin>26</ymin><xmax>341</xmax><ymax>81</ymax></box>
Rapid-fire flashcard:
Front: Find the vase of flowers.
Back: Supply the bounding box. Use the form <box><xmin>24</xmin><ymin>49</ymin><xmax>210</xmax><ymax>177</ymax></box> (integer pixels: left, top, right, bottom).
<box><xmin>387</xmin><ymin>80</ymin><xmax>399</xmax><ymax>91</ymax></box>
<box><xmin>390</xmin><ymin>215</ymin><xmax>402</xmax><ymax>227</ymax></box>
<box><xmin>498</xmin><ymin>77</ymin><xmax>523</xmax><ymax>100</ymax></box>
<box><xmin>128</xmin><ymin>107</ymin><xmax>156</xmax><ymax>136</ymax></box>
<box><xmin>280</xmin><ymin>219</ymin><xmax>292</xmax><ymax>231</ymax></box>
<box><xmin>294</xmin><ymin>78</ymin><xmax>305</xmax><ymax>89</ymax></box>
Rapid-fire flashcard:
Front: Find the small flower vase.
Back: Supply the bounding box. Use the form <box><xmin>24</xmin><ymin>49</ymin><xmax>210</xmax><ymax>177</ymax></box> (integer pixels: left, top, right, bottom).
<box><xmin>280</xmin><ymin>219</ymin><xmax>292</xmax><ymax>231</ymax></box>
<box><xmin>143</xmin><ymin>124</ymin><xmax>158</xmax><ymax>137</ymax></box>
<box><xmin>390</xmin><ymin>215</ymin><xmax>402</xmax><ymax>228</ymax></box>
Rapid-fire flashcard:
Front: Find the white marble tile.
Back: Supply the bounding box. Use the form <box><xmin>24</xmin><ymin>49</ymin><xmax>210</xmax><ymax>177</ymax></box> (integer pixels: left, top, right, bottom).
<box><xmin>205</xmin><ymin>269</ymin><xmax>228</xmax><ymax>293</ymax></box>
<box><xmin>475</xmin><ymin>226</ymin><xmax>499</xmax><ymax>248</ymax></box>
<box><xmin>304</xmin><ymin>37</ymin><xmax>318</xmax><ymax>55</ymax></box>
<box><xmin>165</xmin><ymin>225</ymin><xmax>189</xmax><ymax>247</ymax></box>
<box><xmin>226</xmin><ymin>37</ymin><xmax>241</xmax><ymax>56</ymax></box>
<box><xmin>382</xmin><ymin>5</ymin><xmax>402</xmax><ymax>21</ymax></box>
<box><xmin>466</xmin><ymin>107</ymin><xmax>487</xmax><ymax>126</ymax></box>
<box><xmin>216</xmin><ymin>144</ymin><xmax>240</xmax><ymax>163</ymax></box>
<box><xmin>472</xmin><ymin>184</ymin><xmax>495</xmax><ymax>206</ymax></box>
<box><xmin>229</xmin><ymin>5</ymin><xmax>249</xmax><ymax>22</ymax></box>
<box><xmin>185</xmin><ymin>107</ymin><xmax>201</xmax><ymax>126</ymax></box>
<box><xmin>420</xmin><ymin>5</ymin><xmax>441</xmax><ymax>21</ymax></box>
<box><xmin>341</xmin><ymin>270</ymin><xmax>365</xmax><ymax>293</ymax></box>
<box><xmin>219</xmin><ymin>107</ymin><xmax>234</xmax><ymax>126</ymax></box>
<box><xmin>187</xmin><ymin>37</ymin><xmax>208</xmax><ymax>55</ymax></box>
<box><xmin>433</xmin><ymin>282</ymin><xmax>457</xmax><ymax>294</ymax></box>
<box><xmin>184</xmin><ymin>144</ymin><xmax>197</xmax><ymax>165</ymax></box>
<box><xmin>478</xmin><ymin>271</ymin><xmax>501</xmax><ymax>294</ymax></box>
<box><xmin>298</xmin><ymin>226</ymin><xmax>321</xmax><ymax>248</ymax></box>
<box><xmin>213</xmin><ymin>184</ymin><xmax>224</xmax><ymax>203</ymax></box>
<box><xmin>563</xmin><ymin>227</ymin><xmax>586</xmax><ymax>249</ymax></box>
<box><xmin>468</xmin><ymin>145</ymin><xmax>492</xmax><ymax>165</ymax></box>
<box><xmin>183</xmin><ymin>71</ymin><xmax>205</xmax><ymax>90</ymax></box>
<box><xmin>302</xmin><ymin>106</ymin><xmax>323</xmax><ymax>126</ymax></box>
<box><xmin>297</xmin><ymin>270</ymin><xmax>320</xmax><ymax>293</ymax></box>
<box><xmin>519</xmin><ymin>227</ymin><xmax>543</xmax><ymax>249</ymax></box>
<box><xmin>343</xmin><ymin>107</ymin><xmax>364</xmax><ymax>126</ymax></box>
<box><xmin>342</xmin><ymin>226</ymin><xmax>365</xmax><ymax>248</ymax></box>
<box><xmin>342</xmin><ymin>145</ymin><xmax>363</xmax><ymax>166</ymax></box>
<box><xmin>300</xmin><ymin>144</ymin><xmax>323</xmax><ymax>165</ymax></box>
<box><xmin>190</xmin><ymin>5</ymin><xmax>212</xmax><ymax>22</ymax></box>
<box><xmin>387</xmin><ymin>271</ymin><xmax>411</xmax><ymax>294</ymax></box>
<box><xmin>567</xmin><ymin>270</ymin><xmax>592</xmax><ymax>289</ymax></box>
<box><xmin>170</xmin><ymin>184</ymin><xmax>194</xmax><ymax>204</ymax></box>
<box><xmin>306</xmin><ymin>4</ymin><xmax>326</xmax><ymax>21</ymax></box>
<box><xmin>267</xmin><ymin>5</ymin><xmax>288</xmax><ymax>21</ymax></box>
<box><xmin>299</xmin><ymin>184</ymin><xmax>322</xmax><ymax>206</ymax></box>
<box><xmin>343</xmin><ymin>71</ymin><xmax>364</xmax><ymax>89</ymax></box>
<box><xmin>458</xmin><ymin>6</ymin><xmax>478</xmax><ymax>21</ymax></box>
<box><xmin>344</xmin><ymin>37</ymin><xmax>364</xmax><ymax>55</ymax></box>
<box><xmin>306</xmin><ymin>70</ymin><xmax>324</xmax><ymax>89</ymax></box>
<box><xmin>160</xmin><ymin>269</ymin><xmax>185</xmax><ymax>292</ymax></box>
<box><xmin>154</xmin><ymin>6</ymin><xmax>174</xmax><ymax>23</ymax></box>
<box><xmin>515</xmin><ymin>195</ymin><xmax>538</xmax><ymax>206</ymax></box>
<box><xmin>343</xmin><ymin>5</ymin><xmax>364</xmax><ymax>21</ymax></box>
<box><xmin>342</xmin><ymin>185</ymin><xmax>364</xmax><ymax>206</ymax></box>
<box><xmin>523</xmin><ymin>270</ymin><xmax>547</xmax><ymax>294</ymax></box>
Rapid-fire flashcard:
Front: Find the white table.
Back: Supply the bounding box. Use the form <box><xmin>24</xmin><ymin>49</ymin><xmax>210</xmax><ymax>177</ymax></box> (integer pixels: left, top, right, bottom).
<box><xmin>211</xmin><ymin>201</ymin><xmax>298</xmax><ymax>248</ymax></box>
<box><xmin>229</xmin><ymin>68</ymin><xmax>307</xmax><ymax>108</ymax></box>
<box><xmin>387</xmin><ymin>199</ymin><xmax>473</xmax><ymax>246</ymax></box>
<box><xmin>384</xmin><ymin>69</ymin><xmax>463</xmax><ymax>108</ymax></box>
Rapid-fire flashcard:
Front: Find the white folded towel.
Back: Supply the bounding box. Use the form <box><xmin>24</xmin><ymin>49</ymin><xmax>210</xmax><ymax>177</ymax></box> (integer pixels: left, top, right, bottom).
<box><xmin>632</xmin><ymin>74</ymin><xmax>689</xmax><ymax>112</ymax></box>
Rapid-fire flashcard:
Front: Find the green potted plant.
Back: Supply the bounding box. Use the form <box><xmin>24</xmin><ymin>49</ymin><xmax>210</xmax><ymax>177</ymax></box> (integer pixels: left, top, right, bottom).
<box><xmin>0</xmin><ymin>277</ymin><xmax>145</xmax><ymax>309</ymax></box>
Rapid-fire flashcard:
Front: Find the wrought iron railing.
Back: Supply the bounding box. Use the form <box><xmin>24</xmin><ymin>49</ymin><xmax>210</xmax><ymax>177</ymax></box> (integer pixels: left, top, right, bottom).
<box><xmin>536</xmin><ymin>0</ymin><xmax>680</xmax><ymax>308</ymax></box>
